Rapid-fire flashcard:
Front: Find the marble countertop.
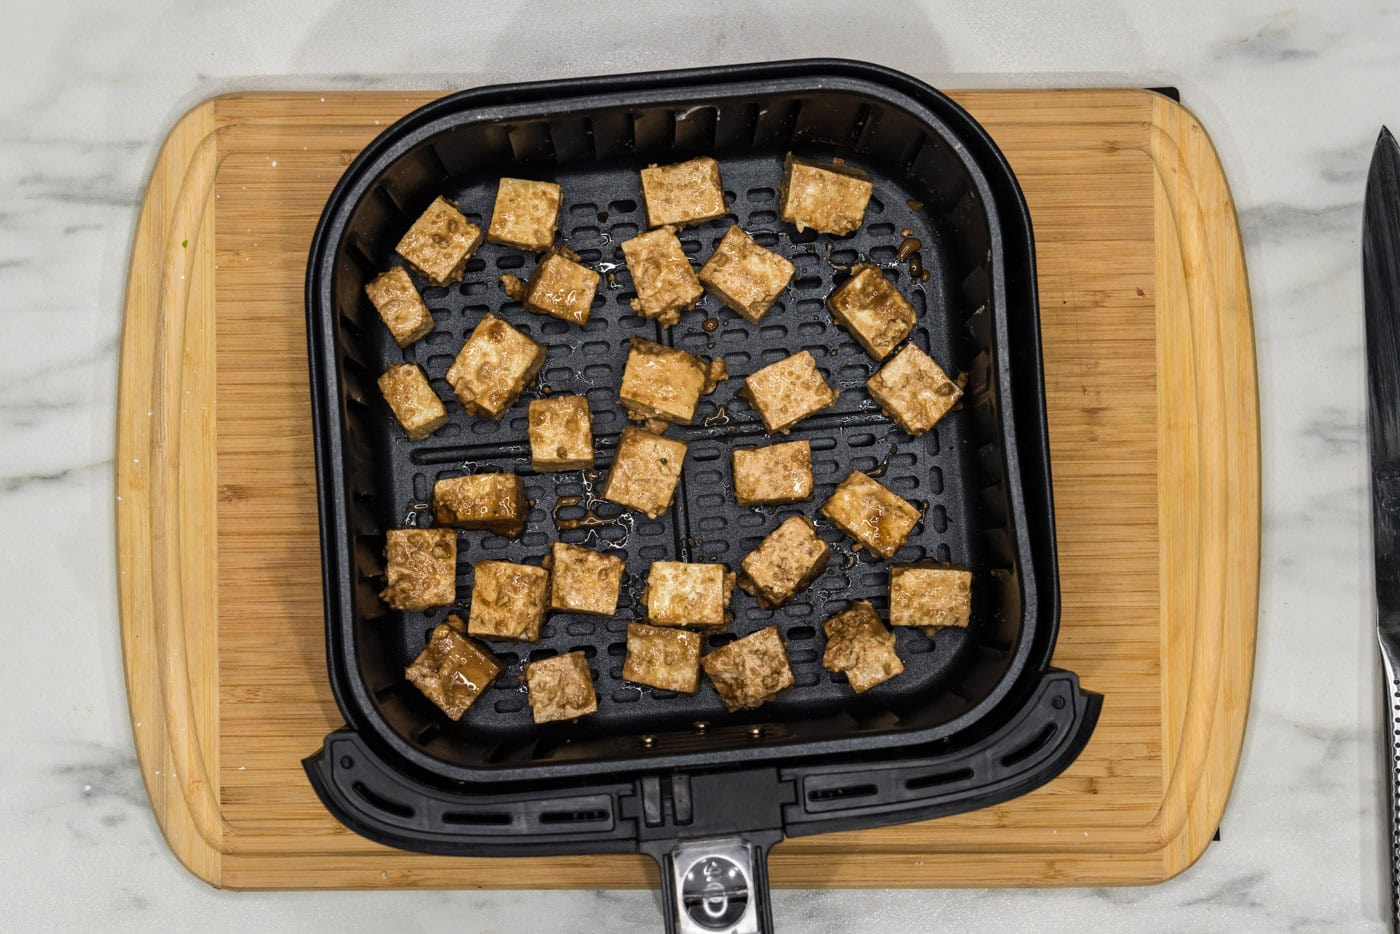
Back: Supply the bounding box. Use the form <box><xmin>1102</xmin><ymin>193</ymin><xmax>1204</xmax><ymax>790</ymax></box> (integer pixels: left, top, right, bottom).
<box><xmin>0</xmin><ymin>0</ymin><xmax>1387</xmax><ymax>930</ymax></box>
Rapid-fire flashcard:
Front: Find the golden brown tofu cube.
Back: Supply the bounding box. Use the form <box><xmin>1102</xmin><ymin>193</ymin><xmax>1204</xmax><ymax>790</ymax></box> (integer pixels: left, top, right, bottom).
<box><xmin>640</xmin><ymin>157</ymin><xmax>726</xmax><ymax>229</ymax></box>
<box><xmin>524</xmin><ymin>248</ymin><xmax>601</xmax><ymax>325</ymax></box>
<box><xmin>365</xmin><ymin>266</ymin><xmax>434</xmax><ymax>348</ymax></box>
<box><xmin>446</xmin><ymin>313</ymin><xmax>546</xmax><ymax>419</ymax></box>
<box><xmin>698</xmin><ymin>225</ymin><xmax>795</xmax><ymax>324</ymax></box>
<box><xmin>621</xmin><ymin>228</ymin><xmax>703</xmax><ymax>326</ymax></box>
<box><xmin>378</xmin><ymin>364</ymin><xmax>449</xmax><ymax>441</ymax></box>
<box><xmin>644</xmin><ymin>561</ymin><xmax>734</xmax><ymax>631</ymax></box>
<box><xmin>780</xmin><ymin>154</ymin><xmax>874</xmax><ymax>236</ymax></box>
<box><xmin>738</xmin><ymin>516</ymin><xmax>831</xmax><ymax>609</ymax></box>
<box><xmin>395</xmin><ymin>196</ymin><xmax>484</xmax><ymax>285</ymax></box>
<box><xmin>434</xmin><ymin>473</ymin><xmax>528</xmax><ymax>538</ymax></box>
<box><xmin>525</xmin><ymin>651</ymin><xmax>598</xmax><ymax>723</ymax></box>
<box><xmin>467</xmin><ymin>560</ymin><xmax>548</xmax><ymax>641</ymax></box>
<box><xmin>866</xmin><ymin>343</ymin><xmax>962</xmax><ymax>436</ymax></box>
<box><xmin>380</xmin><ymin>528</ymin><xmax>456</xmax><ymax>611</ymax></box>
<box><xmin>527</xmin><ymin>396</ymin><xmax>594</xmax><ymax>472</ymax></box>
<box><xmin>487</xmin><ymin>177</ymin><xmax>561</xmax><ymax>252</ymax></box>
<box><xmin>740</xmin><ymin>350</ymin><xmax>839</xmax><ymax>433</ymax></box>
<box><xmin>820</xmin><ymin>470</ymin><xmax>922</xmax><ymax>559</ymax></box>
<box><xmin>618</xmin><ymin>337</ymin><xmax>723</xmax><ymax>425</ymax></box>
<box><xmin>602</xmin><ymin>427</ymin><xmax>687</xmax><ymax>519</ymax></box>
<box><xmin>827</xmin><ymin>265</ymin><xmax>917</xmax><ymax>361</ymax></box>
<box><xmin>405</xmin><ymin>616</ymin><xmax>503</xmax><ymax>720</ymax></box>
<box><xmin>890</xmin><ymin>563</ymin><xmax>972</xmax><ymax>634</ymax></box>
<box><xmin>547</xmin><ymin>542</ymin><xmax>624</xmax><ymax>616</ymax></box>
<box><xmin>821</xmin><ymin>601</ymin><xmax>904</xmax><ymax>693</ymax></box>
<box><xmin>731</xmin><ymin>440</ymin><xmax>814</xmax><ymax>506</ymax></box>
<box><xmin>700</xmin><ymin>626</ymin><xmax>794</xmax><ymax>712</ymax></box>
<box><xmin>623</xmin><ymin>622</ymin><xmax>702</xmax><ymax>693</ymax></box>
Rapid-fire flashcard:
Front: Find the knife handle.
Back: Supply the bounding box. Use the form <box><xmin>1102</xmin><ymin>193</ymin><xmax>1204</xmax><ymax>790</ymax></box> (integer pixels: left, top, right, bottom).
<box><xmin>1382</xmin><ymin>644</ymin><xmax>1400</xmax><ymax>930</ymax></box>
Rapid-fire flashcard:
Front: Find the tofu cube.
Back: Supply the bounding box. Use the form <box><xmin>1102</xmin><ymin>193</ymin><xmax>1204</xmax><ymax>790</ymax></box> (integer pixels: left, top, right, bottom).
<box><xmin>821</xmin><ymin>601</ymin><xmax>904</xmax><ymax>693</ymax></box>
<box><xmin>365</xmin><ymin>266</ymin><xmax>434</xmax><ymax>348</ymax></box>
<box><xmin>524</xmin><ymin>248</ymin><xmax>601</xmax><ymax>325</ymax></box>
<box><xmin>700</xmin><ymin>626</ymin><xmax>794</xmax><ymax>712</ymax></box>
<box><xmin>644</xmin><ymin>561</ymin><xmax>734</xmax><ymax>631</ymax></box>
<box><xmin>467</xmin><ymin>560</ymin><xmax>549</xmax><ymax>641</ymax></box>
<box><xmin>623</xmin><ymin>622</ymin><xmax>702</xmax><ymax>694</ymax></box>
<box><xmin>446</xmin><ymin>313</ymin><xmax>546</xmax><ymax>419</ymax></box>
<box><xmin>434</xmin><ymin>473</ymin><xmax>529</xmax><ymax>538</ymax></box>
<box><xmin>621</xmin><ymin>228</ymin><xmax>703</xmax><ymax>326</ymax></box>
<box><xmin>738</xmin><ymin>516</ymin><xmax>831</xmax><ymax>609</ymax></box>
<box><xmin>525</xmin><ymin>651</ymin><xmax>598</xmax><ymax>723</ymax></box>
<box><xmin>780</xmin><ymin>154</ymin><xmax>874</xmax><ymax>236</ymax></box>
<box><xmin>528</xmin><ymin>396</ymin><xmax>594</xmax><ymax>472</ymax></box>
<box><xmin>820</xmin><ymin>470</ymin><xmax>922</xmax><ymax>559</ymax></box>
<box><xmin>698</xmin><ymin>225</ymin><xmax>795</xmax><ymax>324</ymax></box>
<box><xmin>640</xmin><ymin>157</ymin><xmax>727</xmax><ymax>229</ymax></box>
<box><xmin>395</xmin><ymin>196</ymin><xmax>483</xmax><ymax>285</ymax></box>
<box><xmin>618</xmin><ymin>337</ymin><xmax>723</xmax><ymax>425</ymax></box>
<box><xmin>602</xmin><ymin>427</ymin><xmax>687</xmax><ymax>519</ymax></box>
<box><xmin>487</xmin><ymin>177</ymin><xmax>561</xmax><ymax>252</ymax></box>
<box><xmin>380</xmin><ymin>528</ymin><xmax>456</xmax><ymax>611</ymax></box>
<box><xmin>405</xmin><ymin>616</ymin><xmax>503</xmax><ymax>720</ymax></box>
<box><xmin>740</xmin><ymin>350</ymin><xmax>839</xmax><ymax>433</ymax></box>
<box><xmin>866</xmin><ymin>343</ymin><xmax>963</xmax><ymax>436</ymax></box>
<box><xmin>378</xmin><ymin>364</ymin><xmax>448</xmax><ymax>440</ymax></box>
<box><xmin>890</xmin><ymin>563</ymin><xmax>973</xmax><ymax>634</ymax></box>
<box><xmin>827</xmin><ymin>265</ymin><xmax>917</xmax><ymax>361</ymax></box>
<box><xmin>731</xmin><ymin>440</ymin><xmax>814</xmax><ymax>506</ymax></box>
<box><xmin>547</xmin><ymin>542</ymin><xmax>624</xmax><ymax>616</ymax></box>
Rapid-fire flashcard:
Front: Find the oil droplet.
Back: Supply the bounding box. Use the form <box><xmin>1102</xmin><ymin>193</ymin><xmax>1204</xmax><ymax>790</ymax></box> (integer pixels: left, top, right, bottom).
<box><xmin>702</xmin><ymin>317</ymin><xmax>719</xmax><ymax>333</ymax></box>
<box><xmin>597</xmin><ymin>210</ymin><xmax>610</xmax><ymax>222</ymax></box>
<box><xmin>896</xmin><ymin>237</ymin><xmax>922</xmax><ymax>262</ymax></box>
<box><xmin>900</xmin><ymin>227</ymin><xmax>914</xmax><ymax>238</ymax></box>
<box><xmin>907</xmin><ymin>199</ymin><xmax>924</xmax><ymax>211</ymax></box>
<box><xmin>701</xmin><ymin>404</ymin><xmax>730</xmax><ymax>427</ymax></box>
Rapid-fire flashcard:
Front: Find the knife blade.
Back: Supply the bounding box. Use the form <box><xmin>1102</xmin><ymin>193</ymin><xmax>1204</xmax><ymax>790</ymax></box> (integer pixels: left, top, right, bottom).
<box><xmin>1364</xmin><ymin>125</ymin><xmax>1400</xmax><ymax>932</ymax></box>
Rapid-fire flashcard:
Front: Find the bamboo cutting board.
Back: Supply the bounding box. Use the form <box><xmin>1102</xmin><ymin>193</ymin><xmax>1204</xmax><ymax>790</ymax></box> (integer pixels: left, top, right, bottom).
<box><xmin>115</xmin><ymin>88</ymin><xmax>1258</xmax><ymax>889</ymax></box>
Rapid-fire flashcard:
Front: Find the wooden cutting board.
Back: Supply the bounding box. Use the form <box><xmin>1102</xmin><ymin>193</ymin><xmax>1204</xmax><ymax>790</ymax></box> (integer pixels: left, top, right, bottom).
<box><xmin>115</xmin><ymin>88</ymin><xmax>1257</xmax><ymax>889</ymax></box>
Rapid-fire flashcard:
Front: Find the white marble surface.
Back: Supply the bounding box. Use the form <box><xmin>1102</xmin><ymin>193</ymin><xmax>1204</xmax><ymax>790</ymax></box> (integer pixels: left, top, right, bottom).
<box><xmin>0</xmin><ymin>0</ymin><xmax>1389</xmax><ymax>929</ymax></box>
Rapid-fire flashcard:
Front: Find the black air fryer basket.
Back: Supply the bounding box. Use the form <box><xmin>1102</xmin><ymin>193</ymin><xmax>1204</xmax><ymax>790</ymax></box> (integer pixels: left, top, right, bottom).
<box><xmin>303</xmin><ymin>60</ymin><xmax>1100</xmax><ymax>933</ymax></box>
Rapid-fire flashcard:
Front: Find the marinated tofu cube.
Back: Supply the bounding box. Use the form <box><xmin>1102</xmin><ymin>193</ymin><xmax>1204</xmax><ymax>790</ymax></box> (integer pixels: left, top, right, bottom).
<box><xmin>890</xmin><ymin>563</ymin><xmax>972</xmax><ymax>634</ymax></box>
<box><xmin>700</xmin><ymin>626</ymin><xmax>794</xmax><ymax>712</ymax></box>
<box><xmin>365</xmin><ymin>266</ymin><xmax>434</xmax><ymax>348</ymax></box>
<box><xmin>524</xmin><ymin>247</ymin><xmax>601</xmax><ymax>325</ymax></box>
<box><xmin>732</xmin><ymin>440</ymin><xmax>814</xmax><ymax>506</ymax></box>
<box><xmin>380</xmin><ymin>528</ymin><xmax>456</xmax><ymax>611</ymax></box>
<box><xmin>821</xmin><ymin>601</ymin><xmax>904</xmax><ymax>693</ymax></box>
<box><xmin>446</xmin><ymin>313</ymin><xmax>546</xmax><ymax>419</ymax></box>
<box><xmin>640</xmin><ymin>157</ymin><xmax>727</xmax><ymax>229</ymax></box>
<box><xmin>378</xmin><ymin>364</ymin><xmax>448</xmax><ymax>441</ymax></box>
<box><xmin>602</xmin><ymin>427</ymin><xmax>687</xmax><ymax>519</ymax></box>
<box><xmin>866</xmin><ymin>342</ymin><xmax>962</xmax><ymax>436</ymax></box>
<box><xmin>827</xmin><ymin>265</ymin><xmax>917</xmax><ymax>361</ymax></box>
<box><xmin>820</xmin><ymin>470</ymin><xmax>922</xmax><ymax>559</ymax></box>
<box><xmin>698</xmin><ymin>225</ymin><xmax>795</xmax><ymax>324</ymax></box>
<box><xmin>395</xmin><ymin>196</ymin><xmax>483</xmax><ymax>285</ymax></box>
<box><xmin>621</xmin><ymin>228</ymin><xmax>703</xmax><ymax>326</ymax></box>
<box><xmin>467</xmin><ymin>560</ymin><xmax>549</xmax><ymax>641</ymax></box>
<box><xmin>546</xmin><ymin>542</ymin><xmax>624</xmax><ymax>616</ymax></box>
<box><xmin>738</xmin><ymin>516</ymin><xmax>831</xmax><ymax>609</ymax></box>
<box><xmin>623</xmin><ymin>622</ymin><xmax>702</xmax><ymax>693</ymax></box>
<box><xmin>644</xmin><ymin>561</ymin><xmax>734</xmax><ymax>631</ymax></box>
<box><xmin>434</xmin><ymin>473</ymin><xmax>529</xmax><ymax>538</ymax></box>
<box><xmin>528</xmin><ymin>396</ymin><xmax>594</xmax><ymax>472</ymax></box>
<box><xmin>779</xmin><ymin>154</ymin><xmax>874</xmax><ymax>236</ymax></box>
<box><xmin>487</xmin><ymin>177</ymin><xmax>562</xmax><ymax>252</ymax></box>
<box><xmin>740</xmin><ymin>350</ymin><xmax>839</xmax><ymax>433</ymax></box>
<box><xmin>525</xmin><ymin>651</ymin><xmax>598</xmax><ymax>723</ymax></box>
<box><xmin>405</xmin><ymin>616</ymin><xmax>502</xmax><ymax>720</ymax></box>
<box><xmin>618</xmin><ymin>337</ymin><xmax>724</xmax><ymax>425</ymax></box>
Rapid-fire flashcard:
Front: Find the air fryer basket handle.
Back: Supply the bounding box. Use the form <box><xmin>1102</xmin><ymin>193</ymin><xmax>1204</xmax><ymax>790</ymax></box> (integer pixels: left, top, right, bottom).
<box><xmin>643</xmin><ymin>832</ymin><xmax>781</xmax><ymax>934</ymax></box>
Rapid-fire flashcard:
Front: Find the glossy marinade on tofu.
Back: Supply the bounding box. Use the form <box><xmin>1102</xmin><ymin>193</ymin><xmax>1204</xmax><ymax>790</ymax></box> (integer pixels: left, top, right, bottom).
<box><xmin>618</xmin><ymin>337</ymin><xmax>724</xmax><ymax>425</ymax></box>
<box><xmin>889</xmin><ymin>563</ymin><xmax>973</xmax><ymax>634</ymax></box>
<box><xmin>528</xmin><ymin>395</ymin><xmax>594</xmax><ymax>472</ymax></box>
<box><xmin>467</xmin><ymin>560</ymin><xmax>549</xmax><ymax>641</ymax></box>
<box><xmin>731</xmin><ymin>440</ymin><xmax>814</xmax><ymax>506</ymax></box>
<box><xmin>866</xmin><ymin>343</ymin><xmax>962</xmax><ymax>436</ymax></box>
<box><xmin>623</xmin><ymin>622</ymin><xmax>702</xmax><ymax>694</ymax></box>
<box><xmin>395</xmin><ymin>195</ymin><xmax>483</xmax><ymax>285</ymax></box>
<box><xmin>820</xmin><ymin>469</ymin><xmax>922</xmax><ymax>559</ymax></box>
<box><xmin>546</xmin><ymin>542</ymin><xmax>625</xmax><ymax>617</ymax></box>
<box><xmin>433</xmin><ymin>473</ymin><xmax>529</xmax><ymax>538</ymax></box>
<box><xmin>486</xmin><ymin>177</ymin><xmax>562</xmax><ymax>252</ymax></box>
<box><xmin>405</xmin><ymin>616</ymin><xmax>502</xmax><ymax>719</ymax></box>
<box><xmin>523</xmin><ymin>247</ymin><xmax>600</xmax><ymax>325</ymax></box>
<box><xmin>601</xmin><ymin>427</ymin><xmax>687</xmax><ymax>519</ymax></box>
<box><xmin>620</xmin><ymin>228</ymin><xmax>704</xmax><ymax>326</ymax></box>
<box><xmin>364</xmin><ymin>266</ymin><xmax>434</xmax><ymax>348</ymax></box>
<box><xmin>698</xmin><ymin>225</ymin><xmax>795</xmax><ymax>324</ymax></box>
<box><xmin>827</xmin><ymin>265</ymin><xmax>917</xmax><ymax>361</ymax></box>
<box><xmin>738</xmin><ymin>515</ymin><xmax>831</xmax><ymax>609</ymax></box>
<box><xmin>525</xmin><ymin>651</ymin><xmax>598</xmax><ymax>723</ymax></box>
<box><xmin>446</xmin><ymin>313</ymin><xmax>546</xmax><ymax>419</ymax></box>
<box><xmin>644</xmin><ymin>561</ymin><xmax>735</xmax><ymax>631</ymax></box>
<box><xmin>380</xmin><ymin>528</ymin><xmax>457</xmax><ymax>611</ymax></box>
<box><xmin>700</xmin><ymin>626</ymin><xmax>795</xmax><ymax>712</ymax></box>
<box><xmin>779</xmin><ymin>154</ymin><xmax>874</xmax><ymax>236</ymax></box>
<box><xmin>740</xmin><ymin>350</ymin><xmax>839</xmax><ymax>433</ymax></box>
<box><xmin>640</xmin><ymin>157</ymin><xmax>727</xmax><ymax>229</ymax></box>
<box><xmin>821</xmin><ymin>600</ymin><xmax>904</xmax><ymax>693</ymax></box>
<box><xmin>378</xmin><ymin>364</ymin><xmax>448</xmax><ymax>441</ymax></box>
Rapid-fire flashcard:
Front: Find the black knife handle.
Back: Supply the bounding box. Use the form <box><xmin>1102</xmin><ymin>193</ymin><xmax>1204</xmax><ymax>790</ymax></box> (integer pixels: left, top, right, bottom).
<box><xmin>1382</xmin><ymin>641</ymin><xmax>1400</xmax><ymax>930</ymax></box>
